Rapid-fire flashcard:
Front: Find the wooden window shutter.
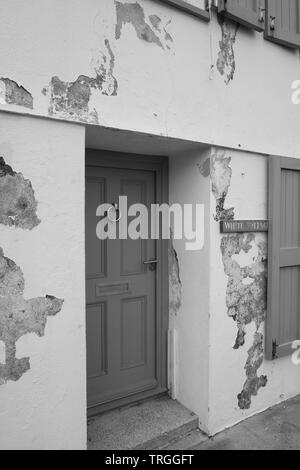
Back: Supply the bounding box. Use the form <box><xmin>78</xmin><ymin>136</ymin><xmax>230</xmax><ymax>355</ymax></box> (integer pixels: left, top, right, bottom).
<box><xmin>265</xmin><ymin>0</ymin><xmax>300</xmax><ymax>48</ymax></box>
<box><xmin>218</xmin><ymin>0</ymin><xmax>266</xmax><ymax>32</ymax></box>
<box><xmin>266</xmin><ymin>157</ymin><xmax>300</xmax><ymax>360</ymax></box>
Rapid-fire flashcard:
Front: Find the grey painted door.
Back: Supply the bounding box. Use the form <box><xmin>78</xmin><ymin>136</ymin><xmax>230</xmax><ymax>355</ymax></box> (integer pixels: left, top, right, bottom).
<box><xmin>86</xmin><ymin>164</ymin><xmax>160</xmax><ymax>411</ymax></box>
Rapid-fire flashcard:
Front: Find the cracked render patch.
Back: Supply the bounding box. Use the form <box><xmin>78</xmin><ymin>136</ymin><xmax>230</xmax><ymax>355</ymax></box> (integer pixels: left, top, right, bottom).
<box><xmin>44</xmin><ymin>39</ymin><xmax>117</xmax><ymax>123</ymax></box>
<box><xmin>238</xmin><ymin>332</ymin><xmax>268</xmax><ymax>410</ymax></box>
<box><xmin>216</xmin><ymin>17</ymin><xmax>239</xmax><ymax>84</ymax></box>
<box><xmin>0</xmin><ymin>78</ymin><xmax>33</xmax><ymax>109</ymax></box>
<box><xmin>0</xmin><ymin>156</ymin><xmax>40</xmax><ymax>230</ymax></box>
<box><xmin>198</xmin><ymin>157</ymin><xmax>211</xmax><ymax>178</ymax></box>
<box><xmin>211</xmin><ymin>149</ymin><xmax>234</xmax><ymax>221</ymax></box>
<box><xmin>149</xmin><ymin>14</ymin><xmax>173</xmax><ymax>49</ymax></box>
<box><xmin>115</xmin><ymin>1</ymin><xmax>173</xmax><ymax>50</ymax></box>
<box><xmin>221</xmin><ymin>233</ymin><xmax>268</xmax><ymax>409</ymax></box>
<box><xmin>169</xmin><ymin>233</ymin><xmax>182</xmax><ymax>316</ymax></box>
<box><xmin>0</xmin><ymin>248</ymin><xmax>64</xmax><ymax>385</ymax></box>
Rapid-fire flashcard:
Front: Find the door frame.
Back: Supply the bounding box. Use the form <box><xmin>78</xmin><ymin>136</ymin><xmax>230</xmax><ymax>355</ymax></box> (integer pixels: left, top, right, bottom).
<box><xmin>86</xmin><ymin>149</ymin><xmax>169</xmax><ymax>416</ymax></box>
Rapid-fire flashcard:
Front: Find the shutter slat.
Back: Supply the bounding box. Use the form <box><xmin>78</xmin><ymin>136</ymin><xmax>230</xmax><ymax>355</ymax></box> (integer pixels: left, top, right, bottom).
<box><xmin>218</xmin><ymin>0</ymin><xmax>265</xmax><ymax>32</ymax></box>
<box><xmin>265</xmin><ymin>0</ymin><xmax>300</xmax><ymax>48</ymax></box>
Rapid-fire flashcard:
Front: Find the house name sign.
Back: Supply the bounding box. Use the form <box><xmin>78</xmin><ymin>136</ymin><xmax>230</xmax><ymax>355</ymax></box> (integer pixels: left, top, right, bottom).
<box><xmin>220</xmin><ymin>220</ymin><xmax>269</xmax><ymax>234</ymax></box>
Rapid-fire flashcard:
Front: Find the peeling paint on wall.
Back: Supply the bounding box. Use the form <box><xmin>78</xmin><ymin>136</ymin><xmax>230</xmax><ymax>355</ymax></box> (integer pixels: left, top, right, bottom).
<box><xmin>169</xmin><ymin>233</ymin><xmax>182</xmax><ymax>316</ymax></box>
<box><xmin>221</xmin><ymin>233</ymin><xmax>268</xmax><ymax>409</ymax></box>
<box><xmin>0</xmin><ymin>248</ymin><xmax>64</xmax><ymax>385</ymax></box>
<box><xmin>216</xmin><ymin>18</ymin><xmax>239</xmax><ymax>84</ymax></box>
<box><xmin>149</xmin><ymin>15</ymin><xmax>173</xmax><ymax>49</ymax></box>
<box><xmin>238</xmin><ymin>332</ymin><xmax>268</xmax><ymax>410</ymax></box>
<box><xmin>0</xmin><ymin>156</ymin><xmax>40</xmax><ymax>230</ymax></box>
<box><xmin>198</xmin><ymin>157</ymin><xmax>211</xmax><ymax>178</ymax></box>
<box><xmin>91</xmin><ymin>39</ymin><xmax>118</xmax><ymax>97</ymax></box>
<box><xmin>211</xmin><ymin>149</ymin><xmax>234</xmax><ymax>221</ymax></box>
<box><xmin>149</xmin><ymin>14</ymin><xmax>162</xmax><ymax>32</ymax></box>
<box><xmin>115</xmin><ymin>1</ymin><xmax>173</xmax><ymax>50</ymax></box>
<box><xmin>221</xmin><ymin>233</ymin><xmax>267</xmax><ymax>348</ymax></box>
<box><xmin>0</xmin><ymin>78</ymin><xmax>33</xmax><ymax>109</ymax></box>
<box><xmin>44</xmin><ymin>39</ymin><xmax>117</xmax><ymax>123</ymax></box>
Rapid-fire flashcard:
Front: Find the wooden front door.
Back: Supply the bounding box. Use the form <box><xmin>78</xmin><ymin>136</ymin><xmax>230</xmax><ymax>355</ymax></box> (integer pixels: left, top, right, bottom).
<box><xmin>86</xmin><ymin>151</ymin><xmax>168</xmax><ymax>414</ymax></box>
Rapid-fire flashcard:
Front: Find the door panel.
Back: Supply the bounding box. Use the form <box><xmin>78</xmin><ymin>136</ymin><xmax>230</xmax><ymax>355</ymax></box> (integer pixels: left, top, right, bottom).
<box><xmin>86</xmin><ymin>163</ymin><xmax>159</xmax><ymax>410</ymax></box>
<box><xmin>120</xmin><ymin>296</ymin><xmax>147</xmax><ymax>370</ymax></box>
<box><xmin>86</xmin><ymin>177</ymin><xmax>107</xmax><ymax>279</ymax></box>
<box><xmin>120</xmin><ymin>178</ymin><xmax>148</xmax><ymax>276</ymax></box>
<box><xmin>86</xmin><ymin>302</ymin><xmax>107</xmax><ymax>378</ymax></box>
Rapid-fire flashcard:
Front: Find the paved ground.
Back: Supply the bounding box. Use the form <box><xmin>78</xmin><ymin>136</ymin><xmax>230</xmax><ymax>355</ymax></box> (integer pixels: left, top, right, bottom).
<box><xmin>191</xmin><ymin>395</ymin><xmax>300</xmax><ymax>450</ymax></box>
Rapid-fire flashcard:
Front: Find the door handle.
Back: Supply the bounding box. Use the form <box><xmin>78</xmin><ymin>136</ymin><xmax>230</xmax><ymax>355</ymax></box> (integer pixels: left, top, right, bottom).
<box><xmin>143</xmin><ymin>259</ymin><xmax>158</xmax><ymax>271</ymax></box>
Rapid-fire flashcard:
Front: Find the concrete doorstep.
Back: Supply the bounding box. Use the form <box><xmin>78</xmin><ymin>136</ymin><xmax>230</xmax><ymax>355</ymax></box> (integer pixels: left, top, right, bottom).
<box><xmin>87</xmin><ymin>395</ymin><xmax>206</xmax><ymax>450</ymax></box>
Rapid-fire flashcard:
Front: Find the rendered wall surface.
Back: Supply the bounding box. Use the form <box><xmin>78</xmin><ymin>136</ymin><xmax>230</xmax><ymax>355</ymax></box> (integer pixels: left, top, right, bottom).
<box><xmin>169</xmin><ymin>148</ymin><xmax>211</xmax><ymax>433</ymax></box>
<box><xmin>208</xmin><ymin>148</ymin><xmax>300</xmax><ymax>435</ymax></box>
<box><xmin>0</xmin><ymin>113</ymin><xmax>87</xmax><ymax>450</ymax></box>
<box><xmin>0</xmin><ymin>0</ymin><xmax>299</xmax><ymax>157</ymax></box>
<box><xmin>0</xmin><ymin>0</ymin><xmax>300</xmax><ymax>444</ymax></box>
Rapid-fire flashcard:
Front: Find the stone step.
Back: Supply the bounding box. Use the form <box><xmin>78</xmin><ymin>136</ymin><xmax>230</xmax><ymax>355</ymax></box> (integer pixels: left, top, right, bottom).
<box><xmin>159</xmin><ymin>429</ymin><xmax>208</xmax><ymax>450</ymax></box>
<box><xmin>87</xmin><ymin>395</ymin><xmax>199</xmax><ymax>450</ymax></box>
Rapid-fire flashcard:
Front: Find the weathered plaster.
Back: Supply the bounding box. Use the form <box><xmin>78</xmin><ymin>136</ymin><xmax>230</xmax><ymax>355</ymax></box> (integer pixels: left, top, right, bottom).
<box><xmin>0</xmin><ymin>78</ymin><xmax>33</xmax><ymax>109</ymax></box>
<box><xmin>115</xmin><ymin>1</ymin><xmax>173</xmax><ymax>49</ymax></box>
<box><xmin>0</xmin><ymin>156</ymin><xmax>40</xmax><ymax>230</ymax></box>
<box><xmin>221</xmin><ymin>233</ymin><xmax>268</xmax><ymax>409</ymax></box>
<box><xmin>149</xmin><ymin>14</ymin><xmax>173</xmax><ymax>49</ymax></box>
<box><xmin>0</xmin><ymin>248</ymin><xmax>64</xmax><ymax>385</ymax></box>
<box><xmin>44</xmin><ymin>39</ymin><xmax>117</xmax><ymax>123</ymax></box>
<box><xmin>198</xmin><ymin>157</ymin><xmax>210</xmax><ymax>178</ymax></box>
<box><xmin>149</xmin><ymin>14</ymin><xmax>162</xmax><ymax>32</ymax></box>
<box><xmin>169</xmin><ymin>234</ymin><xmax>182</xmax><ymax>316</ymax></box>
<box><xmin>238</xmin><ymin>332</ymin><xmax>268</xmax><ymax>410</ymax></box>
<box><xmin>216</xmin><ymin>18</ymin><xmax>239</xmax><ymax>85</ymax></box>
<box><xmin>211</xmin><ymin>149</ymin><xmax>234</xmax><ymax>221</ymax></box>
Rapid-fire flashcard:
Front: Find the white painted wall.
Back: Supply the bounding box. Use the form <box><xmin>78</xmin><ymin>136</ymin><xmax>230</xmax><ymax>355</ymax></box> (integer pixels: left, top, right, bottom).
<box><xmin>0</xmin><ymin>0</ymin><xmax>300</xmax><ymax>443</ymax></box>
<box><xmin>208</xmin><ymin>148</ymin><xmax>300</xmax><ymax>435</ymax></box>
<box><xmin>0</xmin><ymin>0</ymin><xmax>299</xmax><ymax>158</ymax></box>
<box><xmin>0</xmin><ymin>113</ymin><xmax>87</xmax><ymax>450</ymax></box>
<box><xmin>169</xmin><ymin>148</ymin><xmax>211</xmax><ymax>432</ymax></box>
